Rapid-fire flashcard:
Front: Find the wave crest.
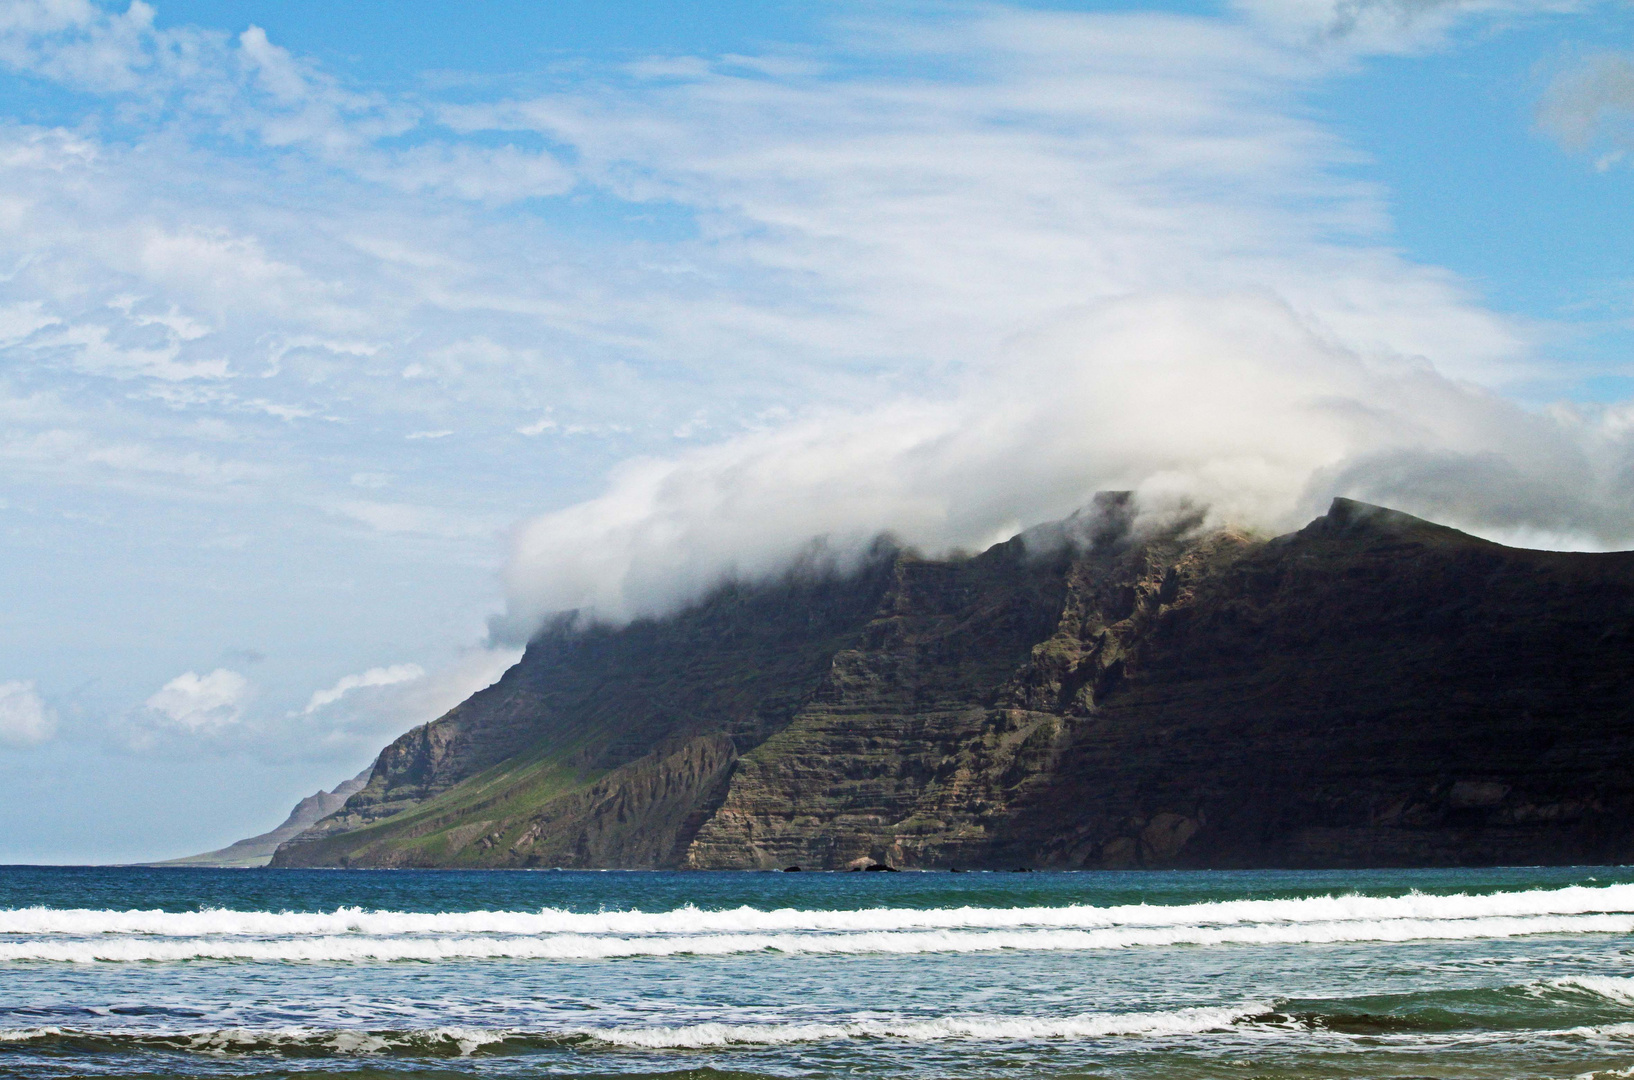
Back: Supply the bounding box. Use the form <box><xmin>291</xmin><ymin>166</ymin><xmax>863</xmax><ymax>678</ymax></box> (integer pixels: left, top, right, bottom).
<box><xmin>0</xmin><ymin>1006</ymin><xmax>1270</xmax><ymax>1056</ymax></box>
<box><xmin>3</xmin><ymin>914</ymin><xmax>1634</xmax><ymax>963</ymax></box>
<box><xmin>7</xmin><ymin>884</ymin><xmax>1634</xmax><ymax>939</ymax></box>
<box><xmin>4</xmin><ymin>885</ymin><xmax>1633</xmax><ymax>963</ymax></box>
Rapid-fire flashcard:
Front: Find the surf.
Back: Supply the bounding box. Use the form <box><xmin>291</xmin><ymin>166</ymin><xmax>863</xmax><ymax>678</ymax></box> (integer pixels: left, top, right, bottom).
<box><xmin>3</xmin><ymin>914</ymin><xmax>1634</xmax><ymax>967</ymax></box>
<box><xmin>6</xmin><ymin>882</ymin><xmax>1634</xmax><ymax>939</ymax></box>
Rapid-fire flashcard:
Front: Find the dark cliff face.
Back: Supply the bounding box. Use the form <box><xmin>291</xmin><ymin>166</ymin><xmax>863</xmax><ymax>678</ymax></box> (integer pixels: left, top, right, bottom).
<box><xmin>1016</xmin><ymin>498</ymin><xmax>1634</xmax><ymax>868</ymax></box>
<box><xmin>274</xmin><ymin>499</ymin><xmax>1634</xmax><ymax>870</ymax></box>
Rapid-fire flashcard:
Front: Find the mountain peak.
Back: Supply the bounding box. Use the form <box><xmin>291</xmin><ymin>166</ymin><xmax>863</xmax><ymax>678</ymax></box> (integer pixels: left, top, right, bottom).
<box><xmin>1292</xmin><ymin>497</ymin><xmax>1488</xmax><ymax>548</ymax></box>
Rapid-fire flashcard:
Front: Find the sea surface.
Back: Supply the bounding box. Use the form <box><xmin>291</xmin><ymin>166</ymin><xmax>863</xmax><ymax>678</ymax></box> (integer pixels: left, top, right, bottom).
<box><xmin>6</xmin><ymin>866</ymin><xmax>1634</xmax><ymax>1079</ymax></box>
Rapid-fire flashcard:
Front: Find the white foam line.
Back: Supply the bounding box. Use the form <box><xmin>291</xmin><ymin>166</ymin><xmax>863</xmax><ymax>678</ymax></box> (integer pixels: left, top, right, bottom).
<box><xmin>0</xmin><ymin>1026</ymin><xmax>64</xmax><ymax>1041</ymax></box>
<box><xmin>0</xmin><ymin>1024</ymin><xmax>504</xmax><ymax>1056</ymax></box>
<box><xmin>0</xmin><ymin>1008</ymin><xmax>1269</xmax><ymax>1052</ymax></box>
<box><xmin>8</xmin><ymin>1006</ymin><xmax>1633</xmax><ymax>1054</ymax></box>
<box><xmin>581</xmin><ymin>1004</ymin><xmax>1270</xmax><ymax>1047</ymax></box>
<box><xmin>5</xmin><ymin>884</ymin><xmax>1634</xmax><ymax>938</ymax></box>
<box><xmin>1549</xmin><ymin>977</ymin><xmax>1634</xmax><ymax>1006</ymax></box>
<box><xmin>3</xmin><ymin>913</ymin><xmax>1633</xmax><ymax>962</ymax></box>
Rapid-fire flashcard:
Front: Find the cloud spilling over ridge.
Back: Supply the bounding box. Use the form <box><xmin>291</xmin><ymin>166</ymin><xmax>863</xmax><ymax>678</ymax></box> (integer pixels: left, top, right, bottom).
<box><xmin>497</xmin><ymin>291</ymin><xmax>1634</xmax><ymax>637</ymax></box>
<box><xmin>461</xmin><ymin>3</ymin><xmax>1621</xmax><ymax>639</ymax></box>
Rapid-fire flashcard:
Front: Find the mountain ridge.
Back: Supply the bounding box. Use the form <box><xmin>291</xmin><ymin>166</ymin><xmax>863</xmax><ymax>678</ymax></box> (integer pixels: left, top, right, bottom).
<box><xmin>271</xmin><ymin>497</ymin><xmax>1634</xmax><ymax>870</ymax></box>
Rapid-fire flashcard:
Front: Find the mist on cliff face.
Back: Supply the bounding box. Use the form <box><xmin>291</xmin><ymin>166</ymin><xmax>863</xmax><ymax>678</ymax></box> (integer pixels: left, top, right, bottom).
<box><xmin>494</xmin><ymin>291</ymin><xmax>1634</xmax><ymax>639</ymax></box>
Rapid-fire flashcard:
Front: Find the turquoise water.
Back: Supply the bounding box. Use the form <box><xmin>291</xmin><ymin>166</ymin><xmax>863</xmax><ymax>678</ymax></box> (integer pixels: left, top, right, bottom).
<box><xmin>6</xmin><ymin>865</ymin><xmax>1634</xmax><ymax>1078</ymax></box>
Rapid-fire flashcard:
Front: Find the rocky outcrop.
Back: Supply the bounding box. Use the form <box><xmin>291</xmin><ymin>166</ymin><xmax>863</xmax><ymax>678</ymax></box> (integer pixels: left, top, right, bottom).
<box><xmin>273</xmin><ymin>498</ymin><xmax>1634</xmax><ymax>870</ymax></box>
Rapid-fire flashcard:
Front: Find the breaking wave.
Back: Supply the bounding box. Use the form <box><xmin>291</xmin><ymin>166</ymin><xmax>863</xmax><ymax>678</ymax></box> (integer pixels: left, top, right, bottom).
<box><xmin>11</xmin><ymin>990</ymin><xmax>1634</xmax><ymax>1058</ymax></box>
<box><xmin>582</xmin><ymin>1004</ymin><xmax>1269</xmax><ymax>1047</ymax></box>
<box><xmin>1548</xmin><ymin>976</ymin><xmax>1634</xmax><ymax>1006</ymax></box>
<box><xmin>6</xmin><ymin>915</ymin><xmax>1634</xmax><ymax>962</ymax></box>
<box><xmin>8</xmin><ymin>883</ymin><xmax>1634</xmax><ymax>938</ymax></box>
<box><xmin>0</xmin><ymin>1024</ymin><xmax>529</xmax><ymax>1057</ymax></box>
<box><xmin>0</xmin><ymin>1005</ymin><xmax>1270</xmax><ymax>1055</ymax></box>
<box><xmin>4</xmin><ymin>885</ymin><xmax>1634</xmax><ymax>963</ymax></box>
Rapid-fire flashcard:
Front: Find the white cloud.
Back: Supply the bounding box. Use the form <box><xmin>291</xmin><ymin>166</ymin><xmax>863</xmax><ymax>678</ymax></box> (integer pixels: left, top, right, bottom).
<box><xmin>302</xmin><ymin>663</ymin><xmax>424</xmax><ymax>714</ymax></box>
<box><xmin>0</xmin><ymin>300</ymin><xmax>58</xmax><ymax>345</ymax></box>
<box><xmin>451</xmin><ymin>7</ymin><xmax>1528</xmax><ymax>387</ymax></box>
<box><xmin>1538</xmin><ymin>51</ymin><xmax>1634</xmax><ymax>157</ymax></box>
<box><xmin>143</xmin><ymin>668</ymin><xmax>249</xmax><ymax>733</ymax></box>
<box><xmin>293</xmin><ymin>648</ymin><xmax>521</xmax><ymax>753</ymax></box>
<box><xmin>514</xmin><ymin>414</ymin><xmax>628</xmax><ymax>438</ymax></box>
<box><xmin>45</xmin><ymin>321</ymin><xmax>228</xmax><ymax>381</ymax></box>
<box><xmin>0</xmin><ymin>426</ymin><xmax>267</xmax><ymax>490</ymax></box>
<box><xmin>0</xmin><ymin>681</ymin><xmax>56</xmax><ymax>747</ymax></box>
<box><xmin>364</xmin><ymin>143</ymin><xmax>575</xmax><ymax>204</ymax></box>
<box><xmin>333</xmin><ymin>500</ymin><xmax>505</xmax><ymax>540</ymax></box>
<box><xmin>1235</xmin><ymin>0</ymin><xmax>1584</xmax><ymax>54</ymax></box>
<box><xmin>113</xmin><ymin>650</ymin><xmax>513</xmax><ymax>761</ymax></box>
<box><xmin>135</xmin><ymin>225</ymin><xmax>344</xmax><ymax>325</ymax></box>
<box><xmin>0</xmin><ymin>0</ymin><xmax>178</xmax><ymax>95</ymax></box>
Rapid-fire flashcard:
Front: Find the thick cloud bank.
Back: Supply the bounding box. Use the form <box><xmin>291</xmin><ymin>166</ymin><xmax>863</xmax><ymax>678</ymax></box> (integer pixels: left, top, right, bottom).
<box><xmin>498</xmin><ymin>292</ymin><xmax>1634</xmax><ymax>635</ymax></box>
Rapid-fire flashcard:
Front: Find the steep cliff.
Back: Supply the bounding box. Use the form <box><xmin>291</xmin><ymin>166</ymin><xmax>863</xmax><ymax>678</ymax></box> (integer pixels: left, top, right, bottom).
<box><xmin>273</xmin><ymin>498</ymin><xmax>1634</xmax><ymax>870</ymax></box>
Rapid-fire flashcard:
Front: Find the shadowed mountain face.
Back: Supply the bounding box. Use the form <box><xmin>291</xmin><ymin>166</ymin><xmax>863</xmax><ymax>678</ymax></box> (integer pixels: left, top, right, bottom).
<box><xmin>272</xmin><ymin>499</ymin><xmax>1634</xmax><ymax>870</ymax></box>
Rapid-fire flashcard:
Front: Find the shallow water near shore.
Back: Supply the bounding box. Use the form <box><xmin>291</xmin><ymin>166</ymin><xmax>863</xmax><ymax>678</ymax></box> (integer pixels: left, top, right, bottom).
<box><xmin>7</xmin><ymin>865</ymin><xmax>1634</xmax><ymax>1079</ymax></box>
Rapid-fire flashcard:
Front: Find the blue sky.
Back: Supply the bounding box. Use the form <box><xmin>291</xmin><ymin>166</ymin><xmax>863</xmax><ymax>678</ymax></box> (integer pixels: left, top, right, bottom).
<box><xmin>0</xmin><ymin>0</ymin><xmax>1628</xmax><ymax>863</ymax></box>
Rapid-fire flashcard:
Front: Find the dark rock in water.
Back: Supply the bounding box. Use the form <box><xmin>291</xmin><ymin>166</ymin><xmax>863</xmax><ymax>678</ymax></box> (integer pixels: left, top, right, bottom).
<box><xmin>783</xmin><ymin>865</ymin><xmax>803</xmax><ymax>872</ymax></box>
<box><xmin>865</xmin><ymin>863</ymin><xmax>898</xmax><ymax>872</ymax></box>
<box><xmin>271</xmin><ymin>498</ymin><xmax>1634</xmax><ymax>871</ymax></box>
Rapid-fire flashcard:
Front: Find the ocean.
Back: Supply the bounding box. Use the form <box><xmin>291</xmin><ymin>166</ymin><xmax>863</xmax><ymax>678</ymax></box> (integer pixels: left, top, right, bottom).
<box><xmin>5</xmin><ymin>866</ymin><xmax>1634</xmax><ymax>1079</ymax></box>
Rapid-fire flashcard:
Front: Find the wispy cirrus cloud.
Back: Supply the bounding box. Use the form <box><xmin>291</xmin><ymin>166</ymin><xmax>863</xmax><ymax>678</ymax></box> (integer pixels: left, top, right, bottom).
<box><xmin>1235</xmin><ymin>0</ymin><xmax>1585</xmax><ymax>52</ymax></box>
<box><xmin>301</xmin><ymin>663</ymin><xmax>423</xmax><ymax>715</ymax></box>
